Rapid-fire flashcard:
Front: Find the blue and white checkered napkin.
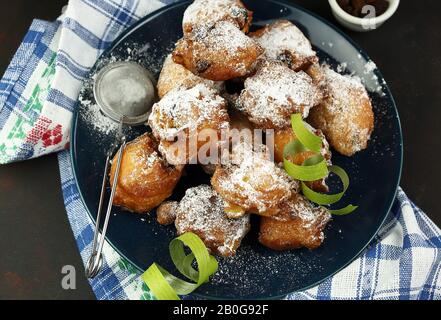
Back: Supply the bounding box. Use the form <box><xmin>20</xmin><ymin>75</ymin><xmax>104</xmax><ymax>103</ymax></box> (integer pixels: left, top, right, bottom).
<box><xmin>1</xmin><ymin>0</ymin><xmax>440</xmax><ymax>300</ymax></box>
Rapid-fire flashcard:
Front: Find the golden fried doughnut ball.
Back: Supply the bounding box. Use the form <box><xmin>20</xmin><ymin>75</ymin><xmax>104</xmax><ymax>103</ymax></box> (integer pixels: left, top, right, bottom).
<box><xmin>259</xmin><ymin>194</ymin><xmax>331</xmax><ymax>250</ymax></box>
<box><xmin>183</xmin><ymin>0</ymin><xmax>253</xmax><ymax>36</ymax></box>
<box><xmin>214</xmin><ymin>112</ymin><xmax>259</xmax><ymax>219</ymax></box>
<box><xmin>148</xmin><ymin>83</ymin><xmax>230</xmax><ymax>164</ymax></box>
<box><xmin>109</xmin><ymin>133</ymin><xmax>183</xmax><ymax>213</ymax></box>
<box><xmin>175</xmin><ymin>185</ymin><xmax>250</xmax><ymax>257</ymax></box>
<box><xmin>236</xmin><ymin>60</ymin><xmax>322</xmax><ymax>129</ymax></box>
<box><xmin>211</xmin><ymin>142</ymin><xmax>298</xmax><ymax>217</ymax></box>
<box><xmin>157</xmin><ymin>54</ymin><xmax>224</xmax><ymax>99</ymax></box>
<box><xmin>173</xmin><ymin>21</ymin><xmax>263</xmax><ymax>81</ymax></box>
<box><xmin>307</xmin><ymin>66</ymin><xmax>374</xmax><ymax>156</ymax></box>
<box><xmin>156</xmin><ymin>201</ymin><xmax>179</xmax><ymax>225</ymax></box>
<box><xmin>250</xmin><ymin>20</ymin><xmax>318</xmax><ymax>72</ymax></box>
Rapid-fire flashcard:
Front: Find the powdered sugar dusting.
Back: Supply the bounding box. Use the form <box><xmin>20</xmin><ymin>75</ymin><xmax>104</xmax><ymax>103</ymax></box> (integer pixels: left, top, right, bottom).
<box><xmin>329</xmin><ymin>58</ymin><xmax>384</xmax><ymax>96</ymax></box>
<box><xmin>252</xmin><ymin>20</ymin><xmax>317</xmax><ymax>69</ymax></box>
<box><xmin>183</xmin><ymin>0</ymin><xmax>249</xmax><ymax>33</ymax></box>
<box><xmin>175</xmin><ymin>185</ymin><xmax>250</xmax><ymax>256</ymax></box>
<box><xmin>158</xmin><ymin>54</ymin><xmax>224</xmax><ymax>97</ymax></box>
<box><xmin>201</xmin><ymin>21</ymin><xmax>253</xmax><ymax>55</ymax></box>
<box><xmin>78</xmin><ymin>41</ymin><xmax>170</xmax><ymax>135</ymax></box>
<box><xmin>214</xmin><ymin>142</ymin><xmax>298</xmax><ymax>214</ymax></box>
<box><xmin>105</xmin><ymin>77</ymin><xmax>149</xmax><ymax>106</ymax></box>
<box><xmin>311</xmin><ymin>65</ymin><xmax>374</xmax><ymax>154</ymax></box>
<box><xmin>149</xmin><ymin>83</ymin><xmax>229</xmax><ymax>141</ymax></box>
<box><xmin>237</xmin><ymin>60</ymin><xmax>322</xmax><ymax>128</ymax></box>
<box><xmin>336</xmin><ymin>62</ymin><xmax>348</xmax><ymax>73</ymax></box>
<box><xmin>188</xmin><ymin>20</ymin><xmax>260</xmax><ymax>75</ymax></box>
<box><xmin>209</xmin><ymin>243</ymin><xmax>324</xmax><ymax>292</ymax></box>
<box><xmin>275</xmin><ymin>195</ymin><xmax>331</xmax><ymax>237</ymax></box>
<box><xmin>121</xmin><ymin>137</ymin><xmax>168</xmax><ymax>188</ymax></box>
<box><xmin>364</xmin><ymin>60</ymin><xmax>377</xmax><ymax>74</ymax></box>
<box><xmin>323</xmin><ymin>66</ymin><xmax>367</xmax><ymax>113</ymax></box>
<box><xmin>79</xmin><ymin>86</ymin><xmax>118</xmax><ymax>135</ymax></box>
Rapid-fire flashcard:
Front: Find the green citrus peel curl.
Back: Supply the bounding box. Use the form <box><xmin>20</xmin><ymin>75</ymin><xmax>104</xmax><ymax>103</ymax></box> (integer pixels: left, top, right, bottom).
<box><xmin>283</xmin><ymin>140</ymin><xmax>329</xmax><ymax>182</ymax></box>
<box><xmin>301</xmin><ymin>165</ymin><xmax>348</xmax><ymax>205</ymax></box>
<box><xmin>284</xmin><ymin>114</ymin><xmax>358</xmax><ymax>215</ymax></box>
<box><xmin>290</xmin><ymin>113</ymin><xmax>323</xmax><ymax>153</ymax></box>
<box><xmin>141</xmin><ymin>232</ymin><xmax>218</xmax><ymax>300</ymax></box>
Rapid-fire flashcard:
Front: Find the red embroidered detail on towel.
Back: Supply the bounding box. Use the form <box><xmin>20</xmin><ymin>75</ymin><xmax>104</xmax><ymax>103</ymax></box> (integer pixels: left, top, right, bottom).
<box><xmin>25</xmin><ymin>116</ymin><xmax>52</xmax><ymax>144</ymax></box>
<box><xmin>42</xmin><ymin>124</ymin><xmax>63</xmax><ymax>147</ymax></box>
<box><xmin>25</xmin><ymin>116</ymin><xmax>64</xmax><ymax>148</ymax></box>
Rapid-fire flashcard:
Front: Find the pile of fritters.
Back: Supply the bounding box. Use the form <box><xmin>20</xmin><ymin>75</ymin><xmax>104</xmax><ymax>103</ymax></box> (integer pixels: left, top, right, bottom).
<box><xmin>109</xmin><ymin>0</ymin><xmax>375</xmax><ymax>257</ymax></box>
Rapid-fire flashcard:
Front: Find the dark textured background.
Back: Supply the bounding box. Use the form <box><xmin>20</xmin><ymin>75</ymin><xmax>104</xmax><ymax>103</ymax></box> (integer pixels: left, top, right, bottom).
<box><xmin>0</xmin><ymin>0</ymin><xmax>440</xmax><ymax>300</ymax></box>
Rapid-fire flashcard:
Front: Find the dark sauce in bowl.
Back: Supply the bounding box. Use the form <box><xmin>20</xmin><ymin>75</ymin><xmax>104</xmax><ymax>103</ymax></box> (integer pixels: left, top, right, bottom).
<box><xmin>337</xmin><ymin>0</ymin><xmax>389</xmax><ymax>18</ymax></box>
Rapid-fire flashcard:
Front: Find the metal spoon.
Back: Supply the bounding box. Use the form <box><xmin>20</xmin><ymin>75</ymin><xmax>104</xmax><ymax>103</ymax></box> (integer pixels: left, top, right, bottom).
<box><xmin>85</xmin><ymin>61</ymin><xmax>157</xmax><ymax>279</ymax></box>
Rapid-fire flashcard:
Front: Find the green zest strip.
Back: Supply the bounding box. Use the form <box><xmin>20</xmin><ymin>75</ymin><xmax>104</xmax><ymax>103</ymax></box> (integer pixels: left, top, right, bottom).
<box><xmin>142</xmin><ymin>264</ymin><xmax>179</xmax><ymax>300</ymax></box>
<box><xmin>141</xmin><ymin>232</ymin><xmax>218</xmax><ymax>300</ymax></box>
<box><xmin>329</xmin><ymin>205</ymin><xmax>358</xmax><ymax>215</ymax></box>
<box><xmin>301</xmin><ymin>165</ymin><xmax>349</xmax><ymax>205</ymax></box>
<box><xmin>285</xmin><ymin>114</ymin><xmax>358</xmax><ymax>215</ymax></box>
<box><xmin>291</xmin><ymin>114</ymin><xmax>322</xmax><ymax>153</ymax></box>
<box><xmin>300</xmin><ymin>165</ymin><xmax>358</xmax><ymax>215</ymax></box>
<box><xmin>283</xmin><ymin>140</ymin><xmax>329</xmax><ymax>181</ymax></box>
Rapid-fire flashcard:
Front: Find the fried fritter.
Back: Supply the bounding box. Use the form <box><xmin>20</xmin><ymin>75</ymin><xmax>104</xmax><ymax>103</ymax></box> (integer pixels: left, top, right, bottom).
<box><xmin>211</xmin><ymin>142</ymin><xmax>298</xmax><ymax>217</ymax></box>
<box><xmin>109</xmin><ymin>133</ymin><xmax>183</xmax><ymax>213</ymax></box>
<box><xmin>156</xmin><ymin>201</ymin><xmax>179</xmax><ymax>225</ymax></box>
<box><xmin>148</xmin><ymin>83</ymin><xmax>230</xmax><ymax>165</ymax></box>
<box><xmin>250</xmin><ymin>20</ymin><xmax>318</xmax><ymax>72</ymax></box>
<box><xmin>213</xmin><ymin>113</ymin><xmax>260</xmax><ymax>219</ymax></box>
<box><xmin>259</xmin><ymin>194</ymin><xmax>331</xmax><ymax>250</ymax></box>
<box><xmin>175</xmin><ymin>185</ymin><xmax>250</xmax><ymax>257</ymax></box>
<box><xmin>182</xmin><ymin>0</ymin><xmax>253</xmax><ymax>36</ymax></box>
<box><xmin>236</xmin><ymin>60</ymin><xmax>322</xmax><ymax>129</ymax></box>
<box><xmin>273</xmin><ymin>126</ymin><xmax>331</xmax><ymax>192</ymax></box>
<box><xmin>157</xmin><ymin>54</ymin><xmax>224</xmax><ymax>99</ymax></box>
<box><xmin>307</xmin><ymin>66</ymin><xmax>374</xmax><ymax>156</ymax></box>
<box><xmin>173</xmin><ymin>21</ymin><xmax>263</xmax><ymax>81</ymax></box>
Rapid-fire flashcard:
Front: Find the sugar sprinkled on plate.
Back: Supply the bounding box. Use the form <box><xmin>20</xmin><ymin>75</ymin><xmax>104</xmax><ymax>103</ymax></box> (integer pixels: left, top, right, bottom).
<box><xmin>78</xmin><ymin>41</ymin><xmax>171</xmax><ymax>136</ymax></box>
<box><xmin>364</xmin><ymin>60</ymin><xmax>377</xmax><ymax>73</ymax></box>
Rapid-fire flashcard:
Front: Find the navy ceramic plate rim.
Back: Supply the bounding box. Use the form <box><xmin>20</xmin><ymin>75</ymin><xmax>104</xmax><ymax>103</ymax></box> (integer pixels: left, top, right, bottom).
<box><xmin>70</xmin><ymin>0</ymin><xmax>403</xmax><ymax>300</ymax></box>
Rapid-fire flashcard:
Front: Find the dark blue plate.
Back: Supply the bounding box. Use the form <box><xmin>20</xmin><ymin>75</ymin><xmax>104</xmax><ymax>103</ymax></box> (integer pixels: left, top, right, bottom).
<box><xmin>71</xmin><ymin>0</ymin><xmax>403</xmax><ymax>299</ymax></box>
